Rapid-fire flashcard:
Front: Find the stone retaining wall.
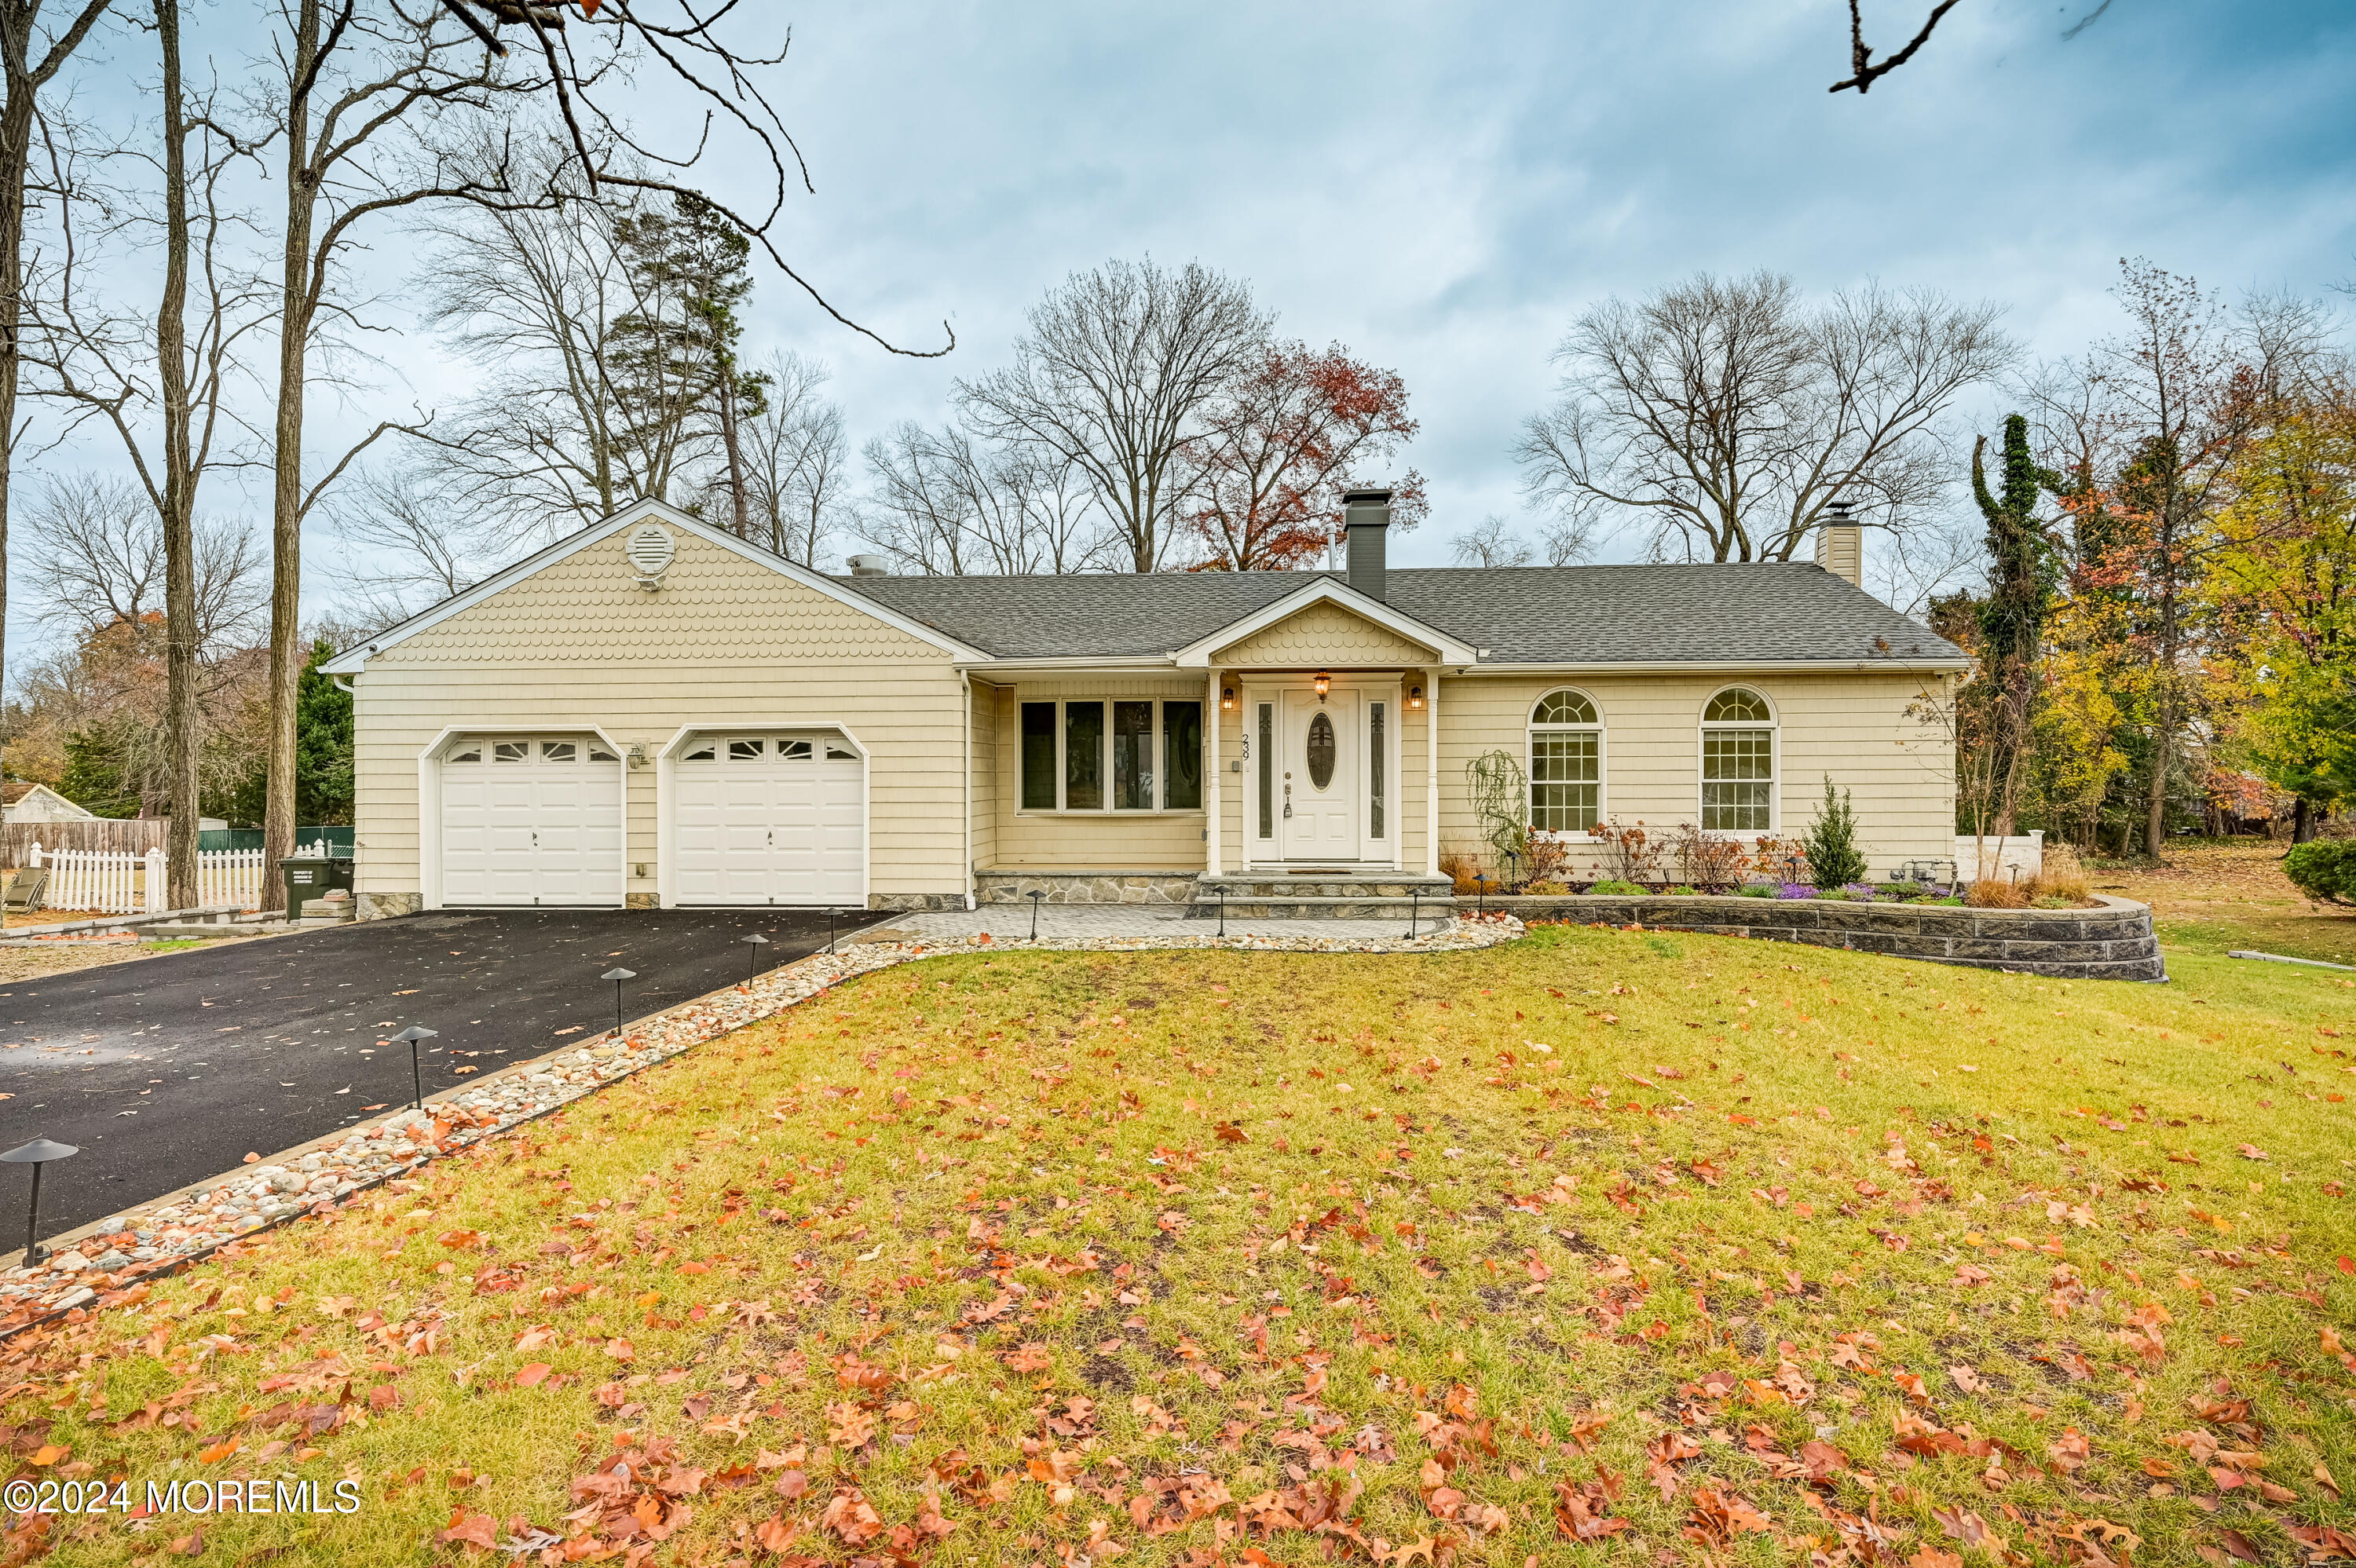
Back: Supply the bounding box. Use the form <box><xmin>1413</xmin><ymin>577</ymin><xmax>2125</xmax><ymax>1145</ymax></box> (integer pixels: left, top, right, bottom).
<box><xmin>1488</xmin><ymin>891</ymin><xmax>2164</xmax><ymax>981</ymax></box>
<box><xmin>975</xmin><ymin>872</ymin><xmax>1198</xmax><ymax>906</ymax></box>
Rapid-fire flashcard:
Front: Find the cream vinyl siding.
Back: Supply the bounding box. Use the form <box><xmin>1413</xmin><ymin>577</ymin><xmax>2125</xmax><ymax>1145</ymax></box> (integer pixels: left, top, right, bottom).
<box><xmin>350</xmin><ymin>530</ymin><xmax>968</xmax><ymax>907</ymax></box>
<box><xmin>988</xmin><ymin>675</ymin><xmax>1209</xmax><ymax>871</ymax></box>
<box><xmin>1434</xmin><ymin>671</ymin><xmax>1952</xmax><ymax>875</ymax></box>
<box><xmin>1211</xmin><ymin>601</ymin><xmax>1436</xmax><ymax>668</ymax></box>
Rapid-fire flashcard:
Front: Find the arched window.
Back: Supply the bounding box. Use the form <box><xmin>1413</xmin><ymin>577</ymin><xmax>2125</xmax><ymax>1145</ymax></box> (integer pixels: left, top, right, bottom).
<box><xmin>1528</xmin><ymin>689</ymin><xmax>1601</xmax><ymax>833</ymax></box>
<box><xmin>1700</xmin><ymin>688</ymin><xmax>1775</xmax><ymax>832</ymax></box>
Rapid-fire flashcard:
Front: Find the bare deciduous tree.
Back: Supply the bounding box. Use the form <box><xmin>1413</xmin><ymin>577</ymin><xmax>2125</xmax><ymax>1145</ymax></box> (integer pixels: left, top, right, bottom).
<box><xmin>861</xmin><ymin>420</ymin><xmax>1113</xmax><ymax>578</ymax></box>
<box><xmin>433</xmin><ymin>0</ymin><xmax>949</xmax><ymax>362</ymax></box>
<box><xmin>723</xmin><ymin>348</ymin><xmax>849</xmax><ymax>567</ymax></box>
<box><xmin>959</xmin><ymin>258</ymin><xmax>1267</xmax><ymax>572</ymax></box>
<box><xmin>0</xmin><ymin>0</ymin><xmax>113</xmax><ymax>782</ymax></box>
<box><xmin>1449</xmin><ymin>514</ymin><xmax>1533</xmax><ymax>568</ymax></box>
<box><xmin>1516</xmin><ymin>270</ymin><xmax>2014</xmax><ymax>565</ymax></box>
<box><xmin>20</xmin><ymin>473</ymin><xmax>262</xmax><ymax>652</ymax></box>
<box><xmin>325</xmin><ymin>463</ymin><xmax>501</xmax><ymax>631</ymax></box>
<box><xmin>27</xmin><ymin>0</ymin><xmax>270</xmax><ymax>900</ymax></box>
<box><xmin>254</xmin><ymin>0</ymin><xmax>544</xmax><ymax>883</ymax></box>
<box><xmin>1831</xmin><ymin>0</ymin><xmax>1963</xmax><ymax>94</ymax></box>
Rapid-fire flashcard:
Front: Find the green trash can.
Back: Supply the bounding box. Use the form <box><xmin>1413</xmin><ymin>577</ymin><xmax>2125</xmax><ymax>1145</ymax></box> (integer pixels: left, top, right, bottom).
<box><xmin>281</xmin><ymin>854</ymin><xmax>356</xmax><ymax>920</ymax></box>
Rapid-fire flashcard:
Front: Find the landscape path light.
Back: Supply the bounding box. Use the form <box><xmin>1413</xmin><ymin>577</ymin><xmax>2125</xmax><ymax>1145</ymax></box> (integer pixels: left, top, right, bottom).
<box><xmin>2</xmin><ymin>1139</ymin><xmax>76</xmax><ymax>1266</ymax></box>
<box><xmin>741</xmin><ymin>932</ymin><xmax>770</xmax><ymax>981</ymax></box>
<box><xmin>392</xmin><ymin>1025</ymin><xmax>437</xmax><ymax>1111</ymax></box>
<box><xmin>602</xmin><ymin>967</ymin><xmax>635</xmax><ymax>1036</ymax></box>
<box><xmin>1028</xmin><ymin>890</ymin><xmax>1044</xmax><ymax>941</ymax></box>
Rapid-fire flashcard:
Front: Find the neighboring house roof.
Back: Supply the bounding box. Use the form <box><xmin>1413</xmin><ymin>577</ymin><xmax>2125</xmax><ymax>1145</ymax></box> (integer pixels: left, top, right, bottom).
<box><xmin>0</xmin><ymin>781</ymin><xmax>97</xmax><ymax>821</ymax></box>
<box><xmin>841</xmin><ymin>561</ymin><xmax>1966</xmax><ymax>667</ymax></box>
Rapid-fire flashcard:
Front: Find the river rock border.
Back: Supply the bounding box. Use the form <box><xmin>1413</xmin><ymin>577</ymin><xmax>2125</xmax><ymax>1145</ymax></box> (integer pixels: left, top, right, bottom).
<box><xmin>0</xmin><ymin>914</ymin><xmax>1520</xmax><ymax>1332</ymax></box>
<box><xmin>1484</xmin><ymin>891</ymin><xmax>2164</xmax><ymax>981</ymax></box>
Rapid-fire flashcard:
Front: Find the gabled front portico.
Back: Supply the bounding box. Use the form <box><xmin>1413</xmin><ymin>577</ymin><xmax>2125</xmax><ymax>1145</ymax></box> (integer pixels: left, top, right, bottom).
<box><xmin>1177</xmin><ymin>578</ymin><xmax>1471</xmax><ymax>878</ymax></box>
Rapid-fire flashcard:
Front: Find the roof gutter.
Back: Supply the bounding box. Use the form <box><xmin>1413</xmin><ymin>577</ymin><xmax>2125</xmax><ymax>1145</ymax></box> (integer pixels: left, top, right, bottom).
<box><xmin>1462</xmin><ymin>658</ymin><xmax>1971</xmax><ymax>675</ymax></box>
<box><xmin>954</xmin><ymin>655</ymin><xmax>1176</xmax><ymax>676</ymax></box>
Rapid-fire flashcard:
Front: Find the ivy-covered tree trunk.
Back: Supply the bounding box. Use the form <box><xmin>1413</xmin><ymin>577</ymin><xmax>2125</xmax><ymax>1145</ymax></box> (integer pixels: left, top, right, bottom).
<box><xmin>1970</xmin><ymin>414</ymin><xmax>2055</xmax><ymax>839</ymax></box>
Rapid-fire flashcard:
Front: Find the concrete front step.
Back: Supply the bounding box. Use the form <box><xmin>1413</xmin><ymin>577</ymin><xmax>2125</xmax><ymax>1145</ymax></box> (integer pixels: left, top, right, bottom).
<box><xmin>1185</xmin><ymin>897</ymin><xmax>1455</xmax><ymax>921</ymax></box>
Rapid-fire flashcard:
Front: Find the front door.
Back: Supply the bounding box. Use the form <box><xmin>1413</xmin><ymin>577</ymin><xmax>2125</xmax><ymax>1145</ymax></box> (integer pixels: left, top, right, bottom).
<box><xmin>1279</xmin><ymin>690</ymin><xmax>1357</xmax><ymax>859</ymax></box>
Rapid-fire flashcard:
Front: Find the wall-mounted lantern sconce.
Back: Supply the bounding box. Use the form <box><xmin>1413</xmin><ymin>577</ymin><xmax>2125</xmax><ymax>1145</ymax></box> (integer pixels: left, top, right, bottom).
<box><xmin>627</xmin><ymin>742</ymin><xmax>649</xmax><ymax>768</ymax></box>
<box><xmin>1406</xmin><ymin>684</ymin><xmax>1425</xmax><ymax>710</ymax></box>
<box><xmin>1312</xmin><ymin>671</ymin><xmax>1330</xmax><ymax>700</ymax></box>
<box><xmin>1220</xmin><ymin>685</ymin><xmax>1236</xmax><ymax>711</ymax></box>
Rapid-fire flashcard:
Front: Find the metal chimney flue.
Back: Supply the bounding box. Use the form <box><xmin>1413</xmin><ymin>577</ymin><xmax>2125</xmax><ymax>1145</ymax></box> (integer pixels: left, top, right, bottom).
<box><xmin>1342</xmin><ymin>488</ymin><xmax>1392</xmax><ymax>601</ymax></box>
<box><xmin>846</xmin><ymin>554</ymin><xmax>890</xmax><ymax>577</ymax></box>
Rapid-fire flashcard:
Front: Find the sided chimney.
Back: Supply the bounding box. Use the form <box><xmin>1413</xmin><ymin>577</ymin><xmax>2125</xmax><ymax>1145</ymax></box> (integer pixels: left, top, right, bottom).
<box><xmin>1815</xmin><ymin>499</ymin><xmax>1863</xmax><ymax>587</ymax></box>
<box><xmin>1342</xmin><ymin>488</ymin><xmax>1392</xmax><ymax>601</ymax></box>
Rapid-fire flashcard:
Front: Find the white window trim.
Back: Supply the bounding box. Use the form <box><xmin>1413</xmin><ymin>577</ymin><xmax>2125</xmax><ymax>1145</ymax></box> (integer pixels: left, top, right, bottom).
<box><xmin>415</xmin><ymin>725</ymin><xmax>628</xmax><ymax>912</ymax></box>
<box><xmin>653</xmin><ymin>722</ymin><xmax>871</xmax><ymax>911</ymax></box>
<box><xmin>1012</xmin><ymin>698</ymin><xmax>1209</xmax><ymax>816</ymax></box>
<box><xmin>1525</xmin><ymin>686</ymin><xmax>1606</xmax><ymax>842</ymax></box>
<box><xmin>1696</xmin><ymin>685</ymin><xmax>1781</xmax><ymax>837</ymax></box>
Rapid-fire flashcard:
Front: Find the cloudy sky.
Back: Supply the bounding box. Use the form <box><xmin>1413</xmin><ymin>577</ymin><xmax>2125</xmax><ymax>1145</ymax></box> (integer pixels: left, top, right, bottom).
<box><xmin>679</xmin><ymin>0</ymin><xmax>2356</xmax><ymax>567</ymax></box>
<box><xmin>17</xmin><ymin>0</ymin><xmax>2356</xmax><ymax>651</ymax></box>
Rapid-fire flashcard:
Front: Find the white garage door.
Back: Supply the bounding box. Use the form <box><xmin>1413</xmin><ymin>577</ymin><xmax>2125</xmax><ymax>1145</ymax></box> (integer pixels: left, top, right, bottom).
<box><xmin>673</xmin><ymin>731</ymin><xmax>865</xmax><ymax>907</ymax></box>
<box><xmin>438</xmin><ymin>734</ymin><xmax>624</xmax><ymax>907</ymax></box>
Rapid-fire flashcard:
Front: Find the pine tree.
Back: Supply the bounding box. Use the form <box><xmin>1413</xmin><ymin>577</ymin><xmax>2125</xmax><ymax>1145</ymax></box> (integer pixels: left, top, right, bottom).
<box><xmin>1802</xmin><ymin>775</ymin><xmax>1868</xmax><ymax>889</ymax></box>
<box><xmin>606</xmin><ymin>193</ymin><xmax>770</xmax><ymax>529</ymax></box>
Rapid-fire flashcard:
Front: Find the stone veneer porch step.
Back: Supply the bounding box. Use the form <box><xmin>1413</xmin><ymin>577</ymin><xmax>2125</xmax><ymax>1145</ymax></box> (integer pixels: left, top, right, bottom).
<box><xmin>1188</xmin><ymin>872</ymin><xmax>1458</xmax><ymax>922</ymax></box>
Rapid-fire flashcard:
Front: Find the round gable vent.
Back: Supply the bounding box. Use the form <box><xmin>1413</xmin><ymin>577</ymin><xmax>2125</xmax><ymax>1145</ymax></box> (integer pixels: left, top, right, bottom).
<box><xmin>625</xmin><ymin>523</ymin><xmax>675</xmax><ymax>589</ymax></box>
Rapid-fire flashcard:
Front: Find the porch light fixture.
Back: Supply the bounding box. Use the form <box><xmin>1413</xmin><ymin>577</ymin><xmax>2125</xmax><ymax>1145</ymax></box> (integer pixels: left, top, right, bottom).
<box><xmin>1313</xmin><ymin>671</ymin><xmax>1330</xmax><ymax>700</ymax></box>
<box><xmin>1406</xmin><ymin>684</ymin><xmax>1424</xmax><ymax>710</ymax></box>
<box><xmin>1220</xmin><ymin>685</ymin><xmax>1236</xmax><ymax>712</ymax></box>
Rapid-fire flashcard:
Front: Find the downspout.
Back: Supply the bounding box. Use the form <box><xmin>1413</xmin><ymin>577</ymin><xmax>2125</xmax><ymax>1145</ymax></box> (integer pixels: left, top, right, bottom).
<box><xmin>961</xmin><ymin>672</ymin><xmax>976</xmax><ymax>910</ymax></box>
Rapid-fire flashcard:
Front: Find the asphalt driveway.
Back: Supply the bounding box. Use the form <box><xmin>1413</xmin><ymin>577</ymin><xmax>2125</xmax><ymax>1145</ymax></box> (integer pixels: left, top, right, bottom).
<box><xmin>0</xmin><ymin>908</ymin><xmax>880</xmax><ymax>1237</ymax></box>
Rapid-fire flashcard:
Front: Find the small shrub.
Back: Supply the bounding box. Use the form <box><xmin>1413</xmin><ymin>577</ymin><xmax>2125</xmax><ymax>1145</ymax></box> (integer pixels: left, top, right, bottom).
<box><xmin>1881</xmin><ymin>880</ymin><xmax>1927</xmax><ymax>897</ymax></box>
<box><xmin>1592</xmin><ymin>819</ymin><xmax>1664</xmax><ymax>883</ymax></box>
<box><xmin>1843</xmin><ymin>883</ymin><xmax>1879</xmax><ymax>902</ymax></box>
<box><xmin>1666</xmin><ymin>821</ymin><xmax>1748</xmax><ymax>889</ymax></box>
<box><xmin>2032</xmin><ymin>894</ymin><xmax>2077</xmax><ymax>909</ymax></box>
<box><xmin>1664</xmin><ymin>884</ymin><xmax>1699</xmax><ymax>897</ymax></box>
<box><xmin>2027</xmin><ymin>842</ymin><xmax>2092</xmax><ymax>904</ymax></box>
<box><xmin>1521</xmin><ymin>831</ymin><xmax>1568</xmax><ymax>887</ymax></box>
<box><xmin>1965</xmin><ymin>878</ymin><xmax>2028</xmax><ymax>909</ymax></box>
<box><xmin>1737</xmin><ymin>883</ymin><xmax>1775</xmax><ymax>898</ymax></box>
<box><xmin>1589</xmin><ymin>878</ymin><xmax>1648</xmax><ymax>895</ymax></box>
<box><xmin>2283</xmin><ymin>838</ymin><xmax>2356</xmax><ymax>905</ymax></box>
<box><xmin>1800</xmin><ymin>777</ymin><xmax>1867</xmax><ymax>888</ymax></box>
<box><xmin>1521</xmin><ymin>879</ymin><xmax>1569</xmax><ymax>895</ymax></box>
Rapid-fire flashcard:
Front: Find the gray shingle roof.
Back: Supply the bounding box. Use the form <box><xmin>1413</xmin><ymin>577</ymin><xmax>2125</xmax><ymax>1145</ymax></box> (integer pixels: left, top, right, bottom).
<box><xmin>836</xmin><ymin>561</ymin><xmax>1964</xmax><ymax>666</ymax></box>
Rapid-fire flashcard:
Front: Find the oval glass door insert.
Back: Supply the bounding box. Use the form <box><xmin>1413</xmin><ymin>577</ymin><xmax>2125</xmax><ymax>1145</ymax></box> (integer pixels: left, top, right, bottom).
<box><xmin>1305</xmin><ymin>711</ymin><xmax>1336</xmax><ymax>790</ymax></box>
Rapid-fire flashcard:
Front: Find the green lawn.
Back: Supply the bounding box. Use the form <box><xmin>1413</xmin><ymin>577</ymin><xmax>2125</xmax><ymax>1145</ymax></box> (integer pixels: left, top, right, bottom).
<box><xmin>3</xmin><ymin>925</ymin><xmax>2353</xmax><ymax>1567</ymax></box>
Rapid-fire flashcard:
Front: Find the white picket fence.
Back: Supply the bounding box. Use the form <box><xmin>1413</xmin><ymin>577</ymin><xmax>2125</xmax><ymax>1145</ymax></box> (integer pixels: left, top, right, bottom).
<box><xmin>25</xmin><ymin>840</ymin><xmax>324</xmax><ymax>916</ymax></box>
